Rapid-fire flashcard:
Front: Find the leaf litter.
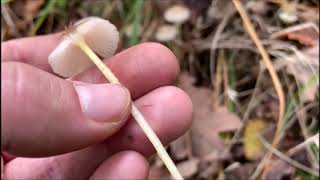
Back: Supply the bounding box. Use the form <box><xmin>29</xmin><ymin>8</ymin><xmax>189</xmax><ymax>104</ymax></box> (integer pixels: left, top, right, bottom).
<box><xmin>2</xmin><ymin>0</ymin><xmax>319</xmax><ymax>179</ymax></box>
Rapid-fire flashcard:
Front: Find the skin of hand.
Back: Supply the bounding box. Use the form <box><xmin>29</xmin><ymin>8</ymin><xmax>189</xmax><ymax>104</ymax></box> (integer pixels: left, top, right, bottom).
<box><xmin>1</xmin><ymin>33</ymin><xmax>193</xmax><ymax>179</ymax></box>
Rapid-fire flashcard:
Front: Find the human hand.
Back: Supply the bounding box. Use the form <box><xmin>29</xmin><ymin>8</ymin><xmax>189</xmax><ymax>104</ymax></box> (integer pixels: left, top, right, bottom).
<box><xmin>1</xmin><ymin>33</ymin><xmax>192</xmax><ymax>179</ymax></box>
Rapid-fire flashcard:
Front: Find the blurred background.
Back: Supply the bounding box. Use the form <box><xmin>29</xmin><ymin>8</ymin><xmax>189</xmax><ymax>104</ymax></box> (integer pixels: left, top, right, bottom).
<box><xmin>1</xmin><ymin>0</ymin><xmax>319</xmax><ymax>179</ymax></box>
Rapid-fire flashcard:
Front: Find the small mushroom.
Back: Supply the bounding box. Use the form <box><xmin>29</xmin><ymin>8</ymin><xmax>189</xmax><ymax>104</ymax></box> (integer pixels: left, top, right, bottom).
<box><xmin>164</xmin><ymin>5</ymin><xmax>190</xmax><ymax>24</ymax></box>
<box><xmin>48</xmin><ymin>17</ymin><xmax>119</xmax><ymax>77</ymax></box>
<box><xmin>155</xmin><ymin>24</ymin><xmax>178</xmax><ymax>42</ymax></box>
<box><xmin>278</xmin><ymin>8</ymin><xmax>298</xmax><ymax>24</ymax></box>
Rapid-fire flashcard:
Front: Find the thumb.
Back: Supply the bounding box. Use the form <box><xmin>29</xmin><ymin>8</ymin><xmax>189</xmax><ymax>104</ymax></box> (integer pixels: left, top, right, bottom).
<box><xmin>1</xmin><ymin>62</ymin><xmax>131</xmax><ymax>157</ymax></box>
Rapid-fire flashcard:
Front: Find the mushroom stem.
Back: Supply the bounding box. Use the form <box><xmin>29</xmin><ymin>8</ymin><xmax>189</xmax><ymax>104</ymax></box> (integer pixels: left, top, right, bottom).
<box><xmin>68</xmin><ymin>33</ymin><xmax>183</xmax><ymax>180</ymax></box>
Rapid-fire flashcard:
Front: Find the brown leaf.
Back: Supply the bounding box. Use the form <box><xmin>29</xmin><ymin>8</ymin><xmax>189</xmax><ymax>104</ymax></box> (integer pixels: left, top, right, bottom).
<box><xmin>256</xmin><ymin>100</ymin><xmax>279</xmax><ymax>122</ymax></box>
<box><xmin>199</xmin><ymin>161</ymin><xmax>220</xmax><ymax>179</ymax></box>
<box><xmin>170</xmin><ymin>133</ymin><xmax>189</xmax><ymax>160</ymax></box>
<box><xmin>191</xmin><ymin>111</ymin><xmax>242</xmax><ymax>157</ymax></box>
<box><xmin>178</xmin><ymin>73</ymin><xmax>242</xmax><ymax>158</ymax></box>
<box><xmin>247</xmin><ymin>1</ymin><xmax>270</xmax><ymax>15</ymax></box>
<box><xmin>224</xmin><ymin>163</ymin><xmax>254</xmax><ymax>180</ymax></box>
<box><xmin>176</xmin><ymin>158</ymin><xmax>199</xmax><ymax>178</ymax></box>
<box><xmin>265</xmin><ymin>159</ymin><xmax>295</xmax><ymax>180</ymax></box>
<box><xmin>286</xmin><ymin>28</ymin><xmax>319</xmax><ymax>46</ymax></box>
<box><xmin>298</xmin><ymin>7</ymin><xmax>319</xmax><ymax>22</ymax></box>
<box><xmin>148</xmin><ymin>166</ymin><xmax>171</xmax><ymax>180</ymax></box>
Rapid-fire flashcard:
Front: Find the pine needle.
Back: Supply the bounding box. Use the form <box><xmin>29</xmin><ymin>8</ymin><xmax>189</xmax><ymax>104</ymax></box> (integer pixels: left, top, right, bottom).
<box><xmin>231</xmin><ymin>1</ymin><xmax>286</xmax><ymax>179</ymax></box>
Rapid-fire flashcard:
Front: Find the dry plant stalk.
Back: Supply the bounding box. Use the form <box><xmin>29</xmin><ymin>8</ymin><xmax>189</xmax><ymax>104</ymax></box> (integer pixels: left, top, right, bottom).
<box><xmin>231</xmin><ymin>0</ymin><xmax>286</xmax><ymax>179</ymax></box>
<box><xmin>259</xmin><ymin>135</ymin><xmax>319</xmax><ymax>177</ymax></box>
<box><xmin>67</xmin><ymin>33</ymin><xmax>183</xmax><ymax>180</ymax></box>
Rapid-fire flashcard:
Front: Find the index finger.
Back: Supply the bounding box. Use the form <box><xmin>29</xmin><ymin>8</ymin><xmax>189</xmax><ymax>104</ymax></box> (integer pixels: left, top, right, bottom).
<box><xmin>1</xmin><ymin>33</ymin><xmax>62</xmax><ymax>72</ymax></box>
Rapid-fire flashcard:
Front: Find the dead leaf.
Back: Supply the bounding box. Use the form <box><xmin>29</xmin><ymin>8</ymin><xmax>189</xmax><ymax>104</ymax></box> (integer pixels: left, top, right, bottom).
<box><xmin>170</xmin><ymin>133</ymin><xmax>189</xmax><ymax>160</ymax></box>
<box><xmin>177</xmin><ymin>73</ymin><xmax>242</xmax><ymax>178</ymax></box>
<box><xmin>24</xmin><ymin>0</ymin><xmax>44</xmax><ymax>21</ymax></box>
<box><xmin>199</xmin><ymin>161</ymin><xmax>220</xmax><ymax>179</ymax></box>
<box><xmin>148</xmin><ymin>166</ymin><xmax>171</xmax><ymax>180</ymax></box>
<box><xmin>247</xmin><ymin>1</ymin><xmax>270</xmax><ymax>15</ymax></box>
<box><xmin>270</xmin><ymin>24</ymin><xmax>319</xmax><ymax>47</ymax></box>
<box><xmin>178</xmin><ymin>73</ymin><xmax>242</xmax><ymax>158</ymax></box>
<box><xmin>286</xmin><ymin>28</ymin><xmax>319</xmax><ymax>46</ymax></box>
<box><xmin>244</xmin><ymin>119</ymin><xmax>266</xmax><ymax>160</ymax></box>
<box><xmin>224</xmin><ymin>162</ymin><xmax>254</xmax><ymax>180</ymax></box>
<box><xmin>265</xmin><ymin>159</ymin><xmax>295</xmax><ymax>180</ymax></box>
<box><xmin>176</xmin><ymin>158</ymin><xmax>199</xmax><ymax>178</ymax></box>
<box><xmin>256</xmin><ymin>100</ymin><xmax>280</xmax><ymax>122</ymax></box>
<box><xmin>297</xmin><ymin>6</ymin><xmax>319</xmax><ymax>22</ymax></box>
<box><xmin>191</xmin><ymin>110</ymin><xmax>241</xmax><ymax>157</ymax></box>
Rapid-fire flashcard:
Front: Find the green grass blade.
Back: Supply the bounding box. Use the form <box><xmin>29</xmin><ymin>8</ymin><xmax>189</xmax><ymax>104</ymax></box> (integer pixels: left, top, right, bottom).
<box><xmin>31</xmin><ymin>0</ymin><xmax>58</xmax><ymax>35</ymax></box>
<box><xmin>228</xmin><ymin>51</ymin><xmax>237</xmax><ymax>112</ymax></box>
<box><xmin>281</xmin><ymin>71</ymin><xmax>320</xmax><ymax>130</ymax></box>
<box><xmin>129</xmin><ymin>0</ymin><xmax>143</xmax><ymax>46</ymax></box>
<box><xmin>1</xmin><ymin>0</ymin><xmax>14</xmax><ymax>4</ymax></box>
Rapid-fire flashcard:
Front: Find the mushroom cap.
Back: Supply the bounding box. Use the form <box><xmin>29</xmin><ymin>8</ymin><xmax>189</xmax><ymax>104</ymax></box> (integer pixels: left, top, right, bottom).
<box><xmin>48</xmin><ymin>17</ymin><xmax>119</xmax><ymax>77</ymax></box>
<box><xmin>278</xmin><ymin>9</ymin><xmax>298</xmax><ymax>24</ymax></box>
<box><xmin>164</xmin><ymin>5</ymin><xmax>190</xmax><ymax>24</ymax></box>
<box><xmin>155</xmin><ymin>24</ymin><xmax>178</xmax><ymax>42</ymax></box>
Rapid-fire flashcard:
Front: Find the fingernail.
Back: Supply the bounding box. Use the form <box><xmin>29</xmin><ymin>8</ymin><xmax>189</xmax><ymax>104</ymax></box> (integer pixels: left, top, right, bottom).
<box><xmin>74</xmin><ymin>84</ymin><xmax>131</xmax><ymax>123</ymax></box>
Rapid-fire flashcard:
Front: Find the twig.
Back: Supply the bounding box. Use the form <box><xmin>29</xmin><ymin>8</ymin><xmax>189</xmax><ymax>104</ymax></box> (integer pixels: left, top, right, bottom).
<box><xmin>288</xmin><ymin>133</ymin><xmax>319</xmax><ymax>156</ymax></box>
<box><xmin>1</xmin><ymin>4</ymin><xmax>20</xmax><ymax>37</ymax></box>
<box><xmin>194</xmin><ymin>38</ymin><xmax>286</xmax><ymax>54</ymax></box>
<box><xmin>280</xmin><ymin>102</ymin><xmax>318</xmax><ymax>147</ymax></box>
<box><xmin>222</xmin><ymin>66</ymin><xmax>264</xmax><ymax>156</ymax></box>
<box><xmin>102</xmin><ymin>0</ymin><xmax>117</xmax><ymax>19</ymax></box>
<box><xmin>270</xmin><ymin>22</ymin><xmax>319</xmax><ymax>39</ymax></box>
<box><xmin>231</xmin><ymin>1</ymin><xmax>286</xmax><ymax>179</ymax></box>
<box><xmin>1</xmin><ymin>4</ymin><xmax>14</xmax><ymax>28</ymax></box>
<box><xmin>258</xmin><ymin>135</ymin><xmax>319</xmax><ymax>177</ymax></box>
<box><xmin>295</xmin><ymin>106</ymin><xmax>319</xmax><ymax>169</ymax></box>
<box><xmin>209</xmin><ymin>5</ymin><xmax>236</xmax><ymax>91</ymax></box>
<box><xmin>212</xmin><ymin>51</ymin><xmax>223</xmax><ymax>109</ymax></box>
<box><xmin>141</xmin><ymin>19</ymin><xmax>158</xmax><ymax>42</ymax></box>
<box><xmin>221</xmin><ymin>51</ymin><xmax>229</xmax><ymax>107</ymax></box>
<box><xmin>68</xmin><ymin>33</ymin><xmax>183</xmax><ymax>180</ymax></box>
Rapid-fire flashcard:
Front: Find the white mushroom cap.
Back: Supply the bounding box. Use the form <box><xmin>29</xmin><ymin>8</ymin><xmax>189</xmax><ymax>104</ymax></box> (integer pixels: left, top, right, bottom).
<box><xmin>164</xmin><ymin>5</ymin><xmax>190</xmax><ymax>24</ymax></box>
<box><xmin>155</xmin><ymin>24</ymin><xmax>178</xmax><ymax>42</ymax></box>
<box><xmin>48</xmin><ymin>17</ymin><xmax>119</xmax><ymax>77</ymax></box>
<box><xmin>278</xmin><ymin>8</ymin><xmax>298</xmax><ymax>24</ymax></box>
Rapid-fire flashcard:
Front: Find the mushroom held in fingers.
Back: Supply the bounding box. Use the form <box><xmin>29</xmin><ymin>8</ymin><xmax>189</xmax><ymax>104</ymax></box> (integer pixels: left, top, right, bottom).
<box><xmin>48</xmin><ymin>17</ymin><xmax>183</xmax><ymax>180</ymax></box>
<box><xmin>48</xmin><ymin>17</ymin><xmax>119</xmax><ymax>77</ymax></box>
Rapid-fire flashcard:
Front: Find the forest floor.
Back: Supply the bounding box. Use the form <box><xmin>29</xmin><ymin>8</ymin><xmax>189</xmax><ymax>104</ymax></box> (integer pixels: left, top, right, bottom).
<box><xmin>1</xmin><ymin>0</ymin><xmax>319</xmax><ymax>179</ymax></box>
